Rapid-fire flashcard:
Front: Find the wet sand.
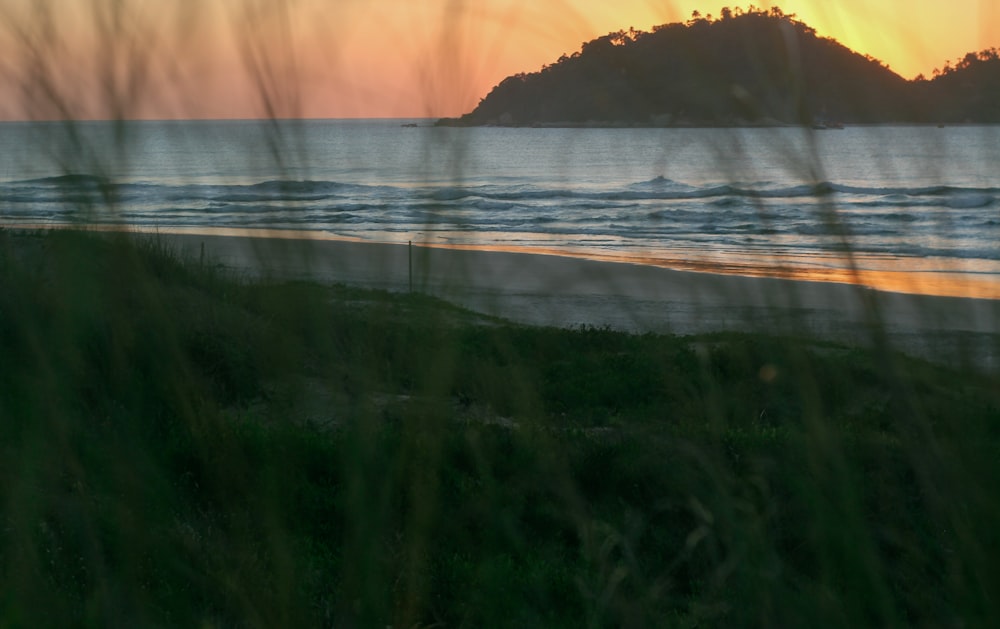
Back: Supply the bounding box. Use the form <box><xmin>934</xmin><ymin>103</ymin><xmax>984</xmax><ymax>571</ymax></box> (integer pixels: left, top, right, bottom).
<box><xmin>151</xmin><ymin>230</ymin><xmax>999</xmax><ymax>369</ymax></box>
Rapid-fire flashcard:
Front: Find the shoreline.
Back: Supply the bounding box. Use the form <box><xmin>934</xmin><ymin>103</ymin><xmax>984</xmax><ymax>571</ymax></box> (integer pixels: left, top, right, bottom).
<box><xmin>7</xmin><ymin>224</ymin><xmax>998</xmax><ymax>367</ymax></box>
<box><xmin>149</xmin><ymin>229</ymin><xmax>997</xmax><ymax>368</ymax></box>
<box><xmin>8</xmin><ymin>223</ymin><xmax>1000</xmax><ymax>301</ymax></box>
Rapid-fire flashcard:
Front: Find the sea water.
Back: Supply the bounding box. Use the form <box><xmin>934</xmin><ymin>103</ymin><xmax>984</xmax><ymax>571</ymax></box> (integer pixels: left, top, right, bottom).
<box><xmin>0</xmin><ymin>119</ymin><xmax>998</xmax><ymax>297</ymax></box>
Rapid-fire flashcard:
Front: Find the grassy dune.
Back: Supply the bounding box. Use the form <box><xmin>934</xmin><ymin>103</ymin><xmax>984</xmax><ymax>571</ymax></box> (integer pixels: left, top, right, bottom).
<box><xmin>2</xmin><ymin>228</ymin><xmax>998</xmax><ymax>627</ymax></box>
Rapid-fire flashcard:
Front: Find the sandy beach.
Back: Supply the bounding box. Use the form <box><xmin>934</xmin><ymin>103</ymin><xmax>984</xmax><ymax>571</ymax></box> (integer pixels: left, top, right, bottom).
<box><xmin>142</xmin><ymin>230</ymin><xmax>999</xmax><ymax>369</ymax></box>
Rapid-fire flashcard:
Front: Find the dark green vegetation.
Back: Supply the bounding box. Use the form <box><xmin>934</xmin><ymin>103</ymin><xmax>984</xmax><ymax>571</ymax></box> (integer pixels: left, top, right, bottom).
<box><xmin>2</xmin><ymin>229</ymin><xmax>1000</xmax><ymax>627</ymax></box>
<box><xmin>438</xmin><ymin>7</ymin><xmax>1000</xmax><ymax>127</ymax></box>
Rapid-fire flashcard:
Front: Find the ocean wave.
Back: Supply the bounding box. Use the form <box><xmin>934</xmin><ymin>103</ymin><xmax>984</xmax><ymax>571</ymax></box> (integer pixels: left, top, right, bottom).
<box><xmin>630</xmin><ymin>175</ymin><xmax>681</xmax><ymax>187</ymax></box>
<box><xmin>11</xmin><ymin>175</ymin><xmax>995</xmax><ymax>211</ymax></box>
<box><xmin>710</xmin><ymin>196</ymin><xmax>744</xmax><ymax>207</ymax></box>
<box><xmin>3</xmin><ymin>173</ymin><xmax>998</xmax><ymax>269</ymax></box>
<box><xmin>413</xmin><ymin>180</ymin><xmax>998</xmax><ymax>205</ymax></box>
<box><xmin>944</xmin><ymin>193</ymin><xmax>994</xmax><ymax>209</ymax></box>
<box><xmin>15</xmin><ymin>174</ymin><xmax>112</xmax><ymax>187</ymax></box>
<box><xmin>208</xmin><ymin>180</ymin><xmax>344</xmax><ymax>202</ymax></box>
<box><xmin>879</xmin><ymin>212</ymin><xmax>920</xmax><ymax>222</ymax></box>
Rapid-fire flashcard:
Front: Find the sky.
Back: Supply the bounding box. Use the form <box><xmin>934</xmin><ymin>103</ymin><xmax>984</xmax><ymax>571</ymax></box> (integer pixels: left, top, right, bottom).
<box><xmin>0</xmin><ymin>0</ymin><xmax>996</xmax><ymax>120</ymax></box>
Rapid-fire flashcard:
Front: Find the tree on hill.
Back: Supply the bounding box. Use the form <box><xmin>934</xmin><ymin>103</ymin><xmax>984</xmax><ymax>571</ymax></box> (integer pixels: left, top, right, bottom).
<box><xmin>922</xmin><ymin>49</ymin><xmax>1000</xmax><ymax>122</ymax></box>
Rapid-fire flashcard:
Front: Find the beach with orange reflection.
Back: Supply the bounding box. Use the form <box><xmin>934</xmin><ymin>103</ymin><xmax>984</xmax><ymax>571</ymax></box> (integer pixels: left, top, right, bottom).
<box><xmin>15</xmin><ymin>221</ymin><xmax>998</xmax><ymax>302</ymax></box>
<box><xmin>25</xmin><ymin>226</ymin><xmax>984</xmax><ymax>367</ymax></box>
<box><xmin>21</xmin><ymin>222</ymin><xmax>999</xmax><ymax>301</ymax></box>
<box><xmin>97</xmin><ymin>224</ymin><xmax>1000</xmax><ymax>302</ymax></box>
<box><xmin>11</xmin><ymin>223</ymin><xmax>996</xmax><ymax>364</ymax></box>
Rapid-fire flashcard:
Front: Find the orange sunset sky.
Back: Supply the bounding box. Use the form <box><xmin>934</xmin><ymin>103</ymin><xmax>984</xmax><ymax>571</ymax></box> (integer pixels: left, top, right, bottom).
<box><xmin>0</xmin><ymin>0</ymin><xmax>997</xmax><ymax>120</ymax></box>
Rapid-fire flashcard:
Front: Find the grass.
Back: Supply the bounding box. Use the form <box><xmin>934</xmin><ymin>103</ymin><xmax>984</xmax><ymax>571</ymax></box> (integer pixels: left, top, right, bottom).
<box><xmin>1</xmin><ymin>228</ymin><xmax>999</xmax><ymax>627</ymax></box>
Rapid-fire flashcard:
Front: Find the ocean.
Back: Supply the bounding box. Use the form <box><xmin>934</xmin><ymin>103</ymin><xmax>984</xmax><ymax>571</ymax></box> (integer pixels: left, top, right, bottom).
<box><xmin>1</xmin><ymin>119</ymin><xmax>998</xmax><ymax>298</ymax></box>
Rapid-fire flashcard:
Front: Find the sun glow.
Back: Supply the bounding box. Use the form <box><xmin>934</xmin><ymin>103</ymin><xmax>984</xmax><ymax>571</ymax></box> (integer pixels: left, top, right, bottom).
<box><xmin>0</xmin><ymin>0</ymin><xmax>995</xmax><ymax>119</ymax></box>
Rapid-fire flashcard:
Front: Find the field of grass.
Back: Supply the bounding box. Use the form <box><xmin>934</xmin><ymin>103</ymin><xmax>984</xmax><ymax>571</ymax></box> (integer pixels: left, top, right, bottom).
<box><xmin>2</xmin><ymin>228</ymin><xmax>999</xmax><ymax>627</ymax></box>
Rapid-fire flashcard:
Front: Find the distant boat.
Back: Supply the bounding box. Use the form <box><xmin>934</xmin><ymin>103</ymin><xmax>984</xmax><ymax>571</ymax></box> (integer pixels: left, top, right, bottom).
<box><xmin>400</xmin><ymin>123</ymin><xmax>419</xmax><ymax>128</ymax></box>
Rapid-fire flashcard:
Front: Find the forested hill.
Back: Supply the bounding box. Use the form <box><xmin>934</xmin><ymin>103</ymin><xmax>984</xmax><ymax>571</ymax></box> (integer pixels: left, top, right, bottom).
<box><xmin>436</xmin><ymin>8</ymin><xmax>1000</xmax><ymax>127</ymax></box>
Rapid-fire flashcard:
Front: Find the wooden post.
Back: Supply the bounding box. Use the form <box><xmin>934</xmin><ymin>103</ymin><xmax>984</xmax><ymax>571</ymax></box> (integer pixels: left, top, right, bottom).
<box><xmin>408</xmin><ymin>240</ymin><xmax>413</xmax><ymax>292</ymax></box>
